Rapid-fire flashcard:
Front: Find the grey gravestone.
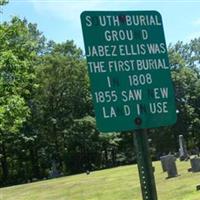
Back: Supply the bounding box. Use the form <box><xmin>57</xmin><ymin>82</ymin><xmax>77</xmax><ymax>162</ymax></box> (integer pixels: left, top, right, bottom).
<box><xmin>190</xmin><ymin>157</ymin><xmax>200</xmax><ymax>172</ymax></box>
<box><xmin>196</xmin><ymin>184</ymin><xmax>200</xmax><ymax>191</ymax></box>
<box><xmin>160</xmin><ymin>155</ymin><xmax>168</xmax><ymax>172</ymax></box>
<box><xmin>165</xmin><ymin>155</ymin><xmax>178</xmax><ymax>178</ymax></box>
<box><xmin>192</xmin><ymin>146</ymin><xmax>200</xmax><ymax>157</ymax></box>
<box><xmin>152</xmin><ymin>166</ymin><xmax>155</xmax><ymax>173</ymax></box>
<box><xmin>49</xmin><ymin>161</ymin><xmax>60</xmax><ymax>178</ymax></box>
<box><xmin>179</xmin><ymin>135</ymin><xmax>189</xmax><ymax>161</ymax></box>
<box><xmin>188</xmin><ymin>168</ymin><xmax>192</xmax><ymax>172</ymax></box>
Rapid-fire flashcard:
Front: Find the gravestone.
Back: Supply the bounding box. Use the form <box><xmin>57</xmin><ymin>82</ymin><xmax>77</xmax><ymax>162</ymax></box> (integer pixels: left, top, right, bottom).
<box><xmin>164</xmin><ymin>155</ymin><xmax>178</xmax><ymax>178</ymax></box>
<box><xmin>191</xmin><ymin>146</ymin><xmax>200</xmax><ymax>156</ymax></box>
<box><xmin>49</xmin><ymin>161</ymin><xmax>60</xmax><ymax>178</ymax></box>
<box><xmin>196</xmin><ymin>184</ymin><xmax>200</xmax><ymax>191</ymax></box>
<box><xmin>190</xmin><ymin>157</ymin><xmax>200</xmax><ymax>172</ymax></box>
<box><xmin>179</xmin><ymin>135</ymin><xmax>189</xmax><ymax>161</ymax></box>
<box><xmin>160</xmin><ymin>155</ymin><xmax>168</xmax><ymax>172</ymax></box>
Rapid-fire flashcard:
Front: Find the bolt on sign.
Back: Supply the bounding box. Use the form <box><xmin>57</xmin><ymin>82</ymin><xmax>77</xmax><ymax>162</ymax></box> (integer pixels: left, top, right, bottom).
<box><xmin>81</xmin><ymin>11</ymin><xmax>177</xmax><ymax>132</ymax></box>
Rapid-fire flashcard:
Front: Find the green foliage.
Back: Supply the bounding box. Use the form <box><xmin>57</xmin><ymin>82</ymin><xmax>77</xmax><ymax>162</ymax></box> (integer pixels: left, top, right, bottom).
<box><xmin>36</xmin><ymin>41</ymin><xmax>91</xmax><ymax>120</ymax></box>
<box><xmin>0</xmin><ymin>0</ymin><xmax>8</xmax><ymax>6</ymax></box>
<box><xmin>0</xmin><ymin>17</ymin><xmax>45</xmax><ymax>185</ymax></box>
<box><xmin>64</xmin><ymin>116</ymin><xmax>99</xmax><ymax>172</ymax></box>
<box><xmin>168</xmin><ymin>39</ymin><xmax>200</xmax><ymax>140</ymax></box>
<box><xmin>0</xmin><ymin>17</ymin><xmax>44</xmax><ymax>133</ymax></box>
<box><xmin>0</xmin><ymin>95</ymin><xmax>29</xmax><ymax>133</ymax></box>
<box><xmin>169</xmin><ymin>38</ymin><xmax>200</xmax><ymax>70</ymax></box>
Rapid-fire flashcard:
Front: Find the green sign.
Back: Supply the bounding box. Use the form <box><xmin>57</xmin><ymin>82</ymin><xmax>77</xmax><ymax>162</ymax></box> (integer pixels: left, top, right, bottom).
<box><xmin>81</xmin><ymin>11</ymin><xmax>177</xmax><ymax>132</ymax></box>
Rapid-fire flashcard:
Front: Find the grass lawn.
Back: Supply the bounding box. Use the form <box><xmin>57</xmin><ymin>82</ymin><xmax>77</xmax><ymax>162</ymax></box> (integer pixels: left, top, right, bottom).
<box><xmin>1</xmin><ymin>160</ymin><xmax>200</xmax><ymax>200</ymax></box>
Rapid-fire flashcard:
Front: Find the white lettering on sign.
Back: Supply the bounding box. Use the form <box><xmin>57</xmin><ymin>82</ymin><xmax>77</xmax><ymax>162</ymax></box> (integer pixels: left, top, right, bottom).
<box><xmin>88</xmin><ymin>61</ymin><xmax>106</xmax><ymax>73</ymax></box>
<box><xmin>95</xmin><ymin>91</ymin><xmax>118</xmax><ymax>103</ymax></box>
<box><xmin>128</xmin><ymin>73</ymin><xmax>152</xmax><ymax>86</ymax></box>
<box><xmin>137</xmin><ymin>59</ymin><xmax>168</xmax><ymax>70</ymax></box>
<box><xmin>102</xmin><ymin>105</ymin><xmax>132</xmax><ymax>118</ymax></box>
<box><xmin>86</xmin><ymin>44</ymin><xmax>166</xmax><ymax>57</ymax></box>
<box><xmin>147</xmin><ymin>43</ymin><xmax>166</xmax><ymax>54</ymax></box>
<box><xmin>108</xmin><ymin>60</ymin><xmax>135</xmax><ymax>72</ymax></box>
<box><xmin>104</xmin><ymin>29</ymin><xmax>148</xmax><ymax>41</ymax></box>
<box><xmin>85</xmin><ymin>16</ymin><xmax>92</xmax><ymax>27</ymax></box>
<box><xmin>136</xmin><ymin>101</ymin><xmax>168</xmax><ymax>115</ymax></box>
<box><xmin>121</xmin><ymin>89</ymin><xmax>142</xmax><ymax>102</ymax></box>
<box><xmin>99</xmin><ymin>15</ymin><xmax>120</xmax><ymax>26</ymax></box>
<box><xmin>153</xmin><ymin>88</ymin><xmax>168</xmax><ymax>99</ymax></box>
<box><xmin>102</xmin><ymin>106</ymin><xmax>117</xmax><ymax>118</ymax></box>
<box><xmin>125</xmin><ymin>15</ymin><xmax>161</xmax><ymax>26</ymax></box>
<box><xmin>86</xmin><ymin>45</ymin><xmax>117</xmax><ymax>57</ymax></box>
<box><xmin>118</xmin><ymin>44</ymin><xmax>146</xmax><ymax>56</ymax></box>
<box><xmin>85</xmin><ymin>14</ymin><xmax>162</xmax><ymax>27</ymax></box>
<box><xmin>81</xmin><ymin>11</ymin><xmax>175</xmax><ymax>130</ymax></box>
<box><xmin>124</xmin><ymin>105</ymin><xmax>131</xmax><ymax>116</ymax></box>
<box><xmin>149</xmin><ymin>102</ymin><xmax>168</xmax><ymax>114</ymax></box>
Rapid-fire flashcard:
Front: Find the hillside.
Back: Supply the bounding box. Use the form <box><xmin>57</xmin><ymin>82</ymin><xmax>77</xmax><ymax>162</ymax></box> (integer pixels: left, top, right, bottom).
<box><xmin>1</xmin><ymin>161</ymin><xmax>200</xmax><ymax>200</ymax></box>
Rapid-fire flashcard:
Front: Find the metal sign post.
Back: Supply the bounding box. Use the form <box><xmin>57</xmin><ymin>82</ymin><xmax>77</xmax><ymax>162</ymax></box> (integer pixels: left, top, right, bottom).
<box><xmin>134</xmin><ymin>129</ymin><xmax>157</xmax><ymax>200</ymax></box>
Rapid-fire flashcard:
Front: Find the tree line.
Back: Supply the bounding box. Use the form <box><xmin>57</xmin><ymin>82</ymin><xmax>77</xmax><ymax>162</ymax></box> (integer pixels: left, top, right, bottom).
<box><xmin>1</xmin><ymin>6</ymin><xmax>200</xmax><ymax>186</ymax></box>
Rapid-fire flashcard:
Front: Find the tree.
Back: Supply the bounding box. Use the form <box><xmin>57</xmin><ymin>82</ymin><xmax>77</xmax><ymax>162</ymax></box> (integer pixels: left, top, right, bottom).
<box><xmin>169</xmin><ymin>40</ymin><xmax>200</xmax><ymax>149</ymax></box>
<box><xmin>169</xmin><ymin>38</ymin><xmax>200</xmax><ymax>70</ymax></box>
<box><xmin>33</xmin><ymin>41</ymin><xmax>93</xmax><ymax>174</ymax></box>
<box><xmin>0</xmin><ymin>17</ymin><xmax>44</xmax><ymax>185</ymax></box>
<box><xmin>0</xmin><ymin>0</ymin><xmax>8</xmax><ymax>6</ymax></box>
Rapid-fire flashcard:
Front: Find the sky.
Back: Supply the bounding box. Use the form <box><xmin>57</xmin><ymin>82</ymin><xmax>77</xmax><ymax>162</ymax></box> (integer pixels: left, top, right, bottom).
<box><xmin>1</xmin><ymin>0</ymin><xmax>200</xmax><ymax>50</ymax></box>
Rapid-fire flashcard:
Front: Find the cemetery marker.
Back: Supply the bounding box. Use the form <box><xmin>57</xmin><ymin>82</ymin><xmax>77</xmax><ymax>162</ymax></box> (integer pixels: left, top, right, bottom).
<box><xmin>81</xmin><ymin>10</ymin><xmax>177</xmax><ymax>200</ymax></box>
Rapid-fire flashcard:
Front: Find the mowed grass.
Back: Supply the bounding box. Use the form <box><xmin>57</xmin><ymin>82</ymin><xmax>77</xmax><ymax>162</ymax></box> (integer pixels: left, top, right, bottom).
<box><xmin>1</xmin><ymin>161</ymin><xmax>200</xmax><ymax>200</ymax></box>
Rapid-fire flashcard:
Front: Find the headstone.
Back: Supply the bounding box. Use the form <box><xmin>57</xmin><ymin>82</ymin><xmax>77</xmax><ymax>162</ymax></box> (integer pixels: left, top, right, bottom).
<box><xmin>164</xmin><ymin>155</ymin><xmax>178</xmax><ymax>178</ymax></box>
<box><xmin>86</xmin><ymin>170</ymin><xmax>90</xmax><ymax>175</ymax></box>
<box><xmin>49</xmin><ymin>161</ymin><xmax>60</xmax><ymax>178</ymax></box>
<box><xmin>152</xmin><ymin>166</ymin><xmax>155</xmax><ymax>173</ymax></box>
<box><xmin>196</xmin><ymin>184</ymin><xmax>200</xmax><ymax>191</ymax></box>
<box><xmin>191</xmin><ymin>146</ymin><xmax>200</xmax><ymax>156</ymax></box>
<box><xmin>32</xmin><ymin>178</ymin><xmax>38</xmax><ymax>182</ymax></box>
<box><xmin>188</xmin><ymin>168</ymin><xmax>192</xmax><ymax>172</ymax></box>
<box><xmin>160</xmin><ymin>155</ymin><xmax>168</xmax><ymax>172</ymax></box>
<box><xmin>190</xmin><ymin>157</ymin><xmax>200</xmax><ymax>172</ymax></box>
<box><xmin>179</xmin><ymin>135</ymin><xmax>189</xmax><ymax>161</ymax></box>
